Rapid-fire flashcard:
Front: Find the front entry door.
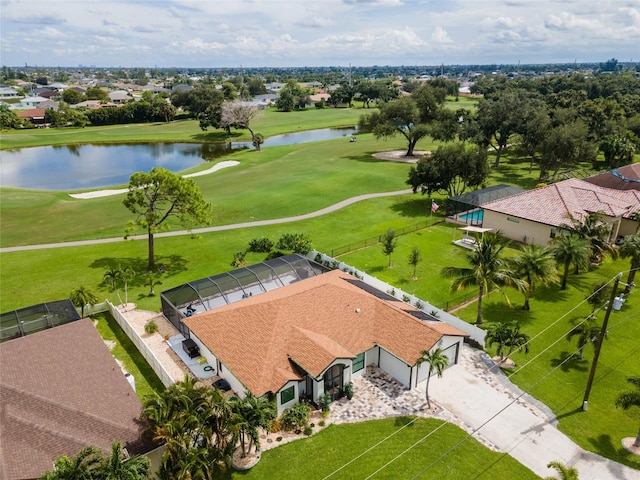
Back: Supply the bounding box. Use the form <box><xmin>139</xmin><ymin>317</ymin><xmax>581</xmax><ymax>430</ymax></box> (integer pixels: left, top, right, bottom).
<box><xmin>323</xmin><ymin>364</ymin><xmax>344</xmax><ymax>401</ymax></box>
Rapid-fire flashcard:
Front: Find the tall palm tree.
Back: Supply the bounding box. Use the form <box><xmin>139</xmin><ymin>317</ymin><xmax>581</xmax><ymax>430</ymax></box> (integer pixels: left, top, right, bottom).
<box><xmin>618</xmin><ymin>233</ymin><xmax>640</xmax><ymax>290</ymax></box>
<box><xmin>103</xmin><ymin>265</ymin><xmax>124</xmax><ymax>306</ymax></box>
<box><xmin>416</xmin><ymin>347</ymin><xmax>449</xmax><ymax>409</ymax></box>
<box><xmin>441</xmin><ymin>231</ymin><xmax>526</xmax><ymax>324</ymax></box>
<box><xmin>566</xmin><ymin>315</ymin><xmax>602</xmax><ymax>360</ymax></box>
<box><xmin>550</xmin><ymin>235</ymin><xmax>591</xmax><ymax>290</ymax></box>
<box><xmin>69</xmin><ymin>285</ymin><xmax>99</xmax><ymax>318</ymax></box>
<box><xmin>511</xmin><ymin>245</ymin><xmax>559</xmax><ymax>310</ymax></box>
<box><xmin>39</xmin><ymin>446</ymin><xmax>102</xmax><ymax>480</ymax></box>
<box><xmin>486</xmin><ymin>320</ymin><xmax>530</xmax><ymax>362</ymax></box>
<box><xmin>96</xmin><ymin>442</ymin><xmax>150</xmax><ymax>480</ymax></box>
<box><xmin>615</xmin><ymin>376</ymin><xmax>640</xmax><ymax>448</ymax></box>
<box><xmin>544</xmin><ymin>460</ymin><xmax>579</xmax><ymax>480</ymax></box>
<box><xmin>231</xmin><ymin>392</ymin><xmax>277</xmax><ymax>457</ymax></box>
<box><xmin>564</xmin><ymin>212</ymin><xmax>617</xmax><ymax>264</ymax></box>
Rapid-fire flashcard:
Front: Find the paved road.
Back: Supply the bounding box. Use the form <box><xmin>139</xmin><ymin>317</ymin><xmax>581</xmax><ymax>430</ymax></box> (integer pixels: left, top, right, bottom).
<box><xmin>0</xmin><ymin>189</ymin><xmax>413</xmax><ymax>253</ymax></box>
<box><xmin>429</xmin><ymin>346</ymin><xmax>640</xmax><ymax>480</ymax></box>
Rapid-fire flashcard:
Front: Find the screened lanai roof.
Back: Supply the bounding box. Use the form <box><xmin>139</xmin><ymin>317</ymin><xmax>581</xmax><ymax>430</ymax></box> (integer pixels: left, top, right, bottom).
<box><xmin>447</xmin><ymin>184</ymin><xmax>525</xmax><ymax>214</ymax></box>
<box><xmin>0</xmin><ymin>299</ymin><xmax>81</xmax><ymax>343</ymax></box>
<box><xmin>161</xmin><ymin>254</ymin><xmax>330</xmax><ymax>324</ymax></box>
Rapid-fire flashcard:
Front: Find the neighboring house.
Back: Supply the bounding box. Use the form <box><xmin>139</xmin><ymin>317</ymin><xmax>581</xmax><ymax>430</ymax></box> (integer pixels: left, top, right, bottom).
<box><xmin>16</xmin><ymin>108</ymin><xmax>46</xmax><ymax>125</ymax></box>
<box><xmin>265</xmin><ymin>82</ymin><xmax>284</xmax><ymax>92</ymax></box>
<box><xmin>171</xmin><ymin>84</ymin><xmax>193</xmax><ymax>93</ymax></box>
<box><xmin>0</xmin><ymin>319</ymin><xmax>149</xmax><ymax>480</ymax></box>
<box><xmin>482</xmin><ymin>178</ymin><xmax>640</xmax><ymax>246</ymax></box>
<box><xmin>583</xmin><ymin>163</ymin><xmax>640</xmax><ymax>192</ymax></box>
<box><xmin>310</xmin><ymin>93</ymin><xmax>331</xmax><ymax>103</ymax></box>
<box><xmin>72</xmin><ymin>99</ymin><xmax>104</xmax><ymax>109</ymax></box>
<box><xmin>181</xmin><ymin>266</ymin><xmax>468</xmax><ymax>414</ymax></box>
<box><xmin>108</xmin><ymin>90</ymin><xmax>131</xmax><ymax>103</ymax></box>
<box><xmin>0</xmin><ymin>87</ymin><xmax>21</xmax><ymax>99</ymax></box>
<box><xmin>252</xmin><ymin>93</ymin><xmax>278</xmax><ymax>107</ymax></box>
<box><xmin>14</xmin><ymin>96</ymin><xmax>49</xmax><ymax>109</ymax></box>
<box><xmin>37</xmin><ymin>99</ymin><xmax>59</xmax><ymax>110</ymax></box>
<box><xmin>38</xmin><ymin>90</ymin><xmax>61</xmax><ymax>100</ymax></box>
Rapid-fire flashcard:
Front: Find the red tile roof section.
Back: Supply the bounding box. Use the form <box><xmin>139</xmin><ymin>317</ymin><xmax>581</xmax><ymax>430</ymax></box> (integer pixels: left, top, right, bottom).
<box><xmin>584</xmin><ymin>163</ymin><xmax>640</xmax><ymax>192</ymax></box>
<box><xmin>0</xmin><ymin>320</ymin><xmax>147</xmax><ymax>480</ymax></box>
<box><xmin>184</xmin><ymin>270</ymin><xmax>467</xmax><ymax>396</ymax></box>
<box><xmin>482</xmin><ymin>178</ymin><xmax>640</xmax><ymax>226</ymax></box>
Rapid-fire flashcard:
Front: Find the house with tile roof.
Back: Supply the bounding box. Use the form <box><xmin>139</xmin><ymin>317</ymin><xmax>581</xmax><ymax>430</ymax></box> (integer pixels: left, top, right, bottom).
<box><xmin>481</xmin><ymin>178</ymin><xmax>640</xmax><ymax>246</ymax></box>
<box><xmin>583</xmin><ymin>163</ymin><xmax>640</xmax><ymax>192</ymax></box>
<box><xmin>0</xmin><ymin>319</ymin><xmax>149</xmax><ymax>480</ymax></box>
<box><xmin>183</xmin><ymin>269</ymin><xmax>468</xmax><ymax>414</ymax></box>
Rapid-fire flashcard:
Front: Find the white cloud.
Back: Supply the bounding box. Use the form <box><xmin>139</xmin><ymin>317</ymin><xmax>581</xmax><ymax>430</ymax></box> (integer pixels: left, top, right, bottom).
<box><xmin>431</xmin><ymin>26</ymin><xmax>452</xmax><ymax>43</ymax></box>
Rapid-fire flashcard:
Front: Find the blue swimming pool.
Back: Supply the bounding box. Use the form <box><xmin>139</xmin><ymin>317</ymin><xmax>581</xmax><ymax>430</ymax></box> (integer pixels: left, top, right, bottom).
<box><xmin>459</xmin><ymin>210</ymin><xmax>484</xmax><ymax>223</ymax></box>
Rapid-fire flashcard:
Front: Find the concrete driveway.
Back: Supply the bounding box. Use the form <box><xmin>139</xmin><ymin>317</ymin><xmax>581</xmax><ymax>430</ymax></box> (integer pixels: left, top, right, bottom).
<box><xmin>428</xmin><ymin>346</ymin><xmax>640</xmax><ymax>480</ymax></box>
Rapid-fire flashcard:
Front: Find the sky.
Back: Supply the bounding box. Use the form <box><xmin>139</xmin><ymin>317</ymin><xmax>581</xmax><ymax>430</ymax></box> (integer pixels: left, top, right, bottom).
<box><xmin>1</xmin><ymin>0</ymin><xmax>639</xmax><ymax>68</ymax></box>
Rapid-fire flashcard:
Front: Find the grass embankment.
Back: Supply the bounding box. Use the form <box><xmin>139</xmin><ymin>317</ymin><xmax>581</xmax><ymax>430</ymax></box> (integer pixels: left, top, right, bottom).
<box><xmin>0</xmin><ymin>107</ymin><xmax>364</xmax><ymax>150</ymax></box>
<box><xmin>226</xmin><ymin>418</ymin><xmax>539</xmax><ymax>480</ymax></box>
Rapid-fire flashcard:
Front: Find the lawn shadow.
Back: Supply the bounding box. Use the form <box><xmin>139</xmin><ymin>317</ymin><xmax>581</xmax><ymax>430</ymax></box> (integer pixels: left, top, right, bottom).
<box><xmin>554</xmin><ymin>406</ymin><xmax>583</xmax><ymax>421</ymax></box>
<box><xmin>394</xmin><ymin>416</ymin><xmax>416</xmax><ymax>427</ymax></box>
<box><xmin>344</xmin><ymin>153</ymin><xmax>392</xmax><ymax>163</ymax></box>
<box><xmin>533</xmin><ymin>283</ymin><xmax>570</xmax><ymax>303</ymax></box>
<box><xmin>89</xmin><ymin>254</ymin><xmax>188</xmax><ymax>289</ymax></box>
<box><xmin>389</xmin><ymin>197</ymin><xmax>431</xmax><ymax>218</ymax></box>
<box><xmin>549</xmin><ymin>351</ymin><xmax>589</xmax><ymax>373</ymax></box>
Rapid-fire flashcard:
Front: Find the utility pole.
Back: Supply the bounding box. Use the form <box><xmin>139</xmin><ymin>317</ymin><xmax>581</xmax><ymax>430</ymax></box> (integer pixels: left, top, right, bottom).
<box><xmin>582</xmin><ymin>273</ymin><xmax>622</xmax><ymax>411</ymax></box>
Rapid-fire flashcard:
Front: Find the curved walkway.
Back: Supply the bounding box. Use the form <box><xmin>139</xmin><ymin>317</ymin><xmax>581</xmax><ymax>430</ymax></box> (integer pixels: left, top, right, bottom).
<box><xmin>0</xmin><ymin>189</ymin><xmax>412</xmax><ymax>253</ymax></box>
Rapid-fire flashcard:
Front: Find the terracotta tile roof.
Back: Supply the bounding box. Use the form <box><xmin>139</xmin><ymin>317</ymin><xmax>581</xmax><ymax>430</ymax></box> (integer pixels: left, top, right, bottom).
<box><xmin>16</xmin><ymin>108</ymin><xmax>46</xmax><ymax>119</ymax></box>
<box><xmin>0</xmin><ymin>320</ymin><xmax>148</xmax><ymax>480</ymax></box>
<box><xmin>184</xmin><ymin>270</ymin><xmax>467</xmax><ymax>396</ymax></box>
<box><xmin>584</xmin><ymin>163</ymin><xmax>640</xmax><ymax>191</ymax></box>
<box><xmin>483</xmin><ymin>178</ymin><xmax>640</xmax><ymax>227</ymax></box>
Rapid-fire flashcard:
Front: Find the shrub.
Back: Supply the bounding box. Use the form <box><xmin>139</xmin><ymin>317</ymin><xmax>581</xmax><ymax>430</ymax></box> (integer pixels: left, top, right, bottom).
<box><xmin>276</xmin><ymin>436</ymin><xmax>283</xmax><ymax>442</ymax></box>
<box><xmin>415</xmin><ymin>300</ymin><xmax>424</xmax><ymax>310</ymax></box>
<box><xmin>303</xmin><ymin>426</ymin><xmax>313</xmax><ymax>436</ymax></box>
<box><xmin>318</xmin><ymin>392</ymin><xmax>331</xmax><ymax>413</ymax></box>
<box><xmin>402</xmin><ymin>294</ymin><xmax>411</xmax><ymax>303</ymax></box>
<box><xmin>344</xmin><ymin>382</ymin><xmax>354</xmax><ymax>400</ymax></box>
<box><xmin>280</xmin><ymin>402</ymin><xmax>310</xmax><ymax>431</ymax></box>
<box><xmin>231</xmin><ymin>251</ymin><xmax>247</xmax><ymax>267</ymax></box>
<box><xmin>248</xmin><ymin>237</ymin><xmax>274</xmax><ymax>253</ymax></box>
<box><xmin>318</xmin><ymin>420</ymin><xmax>325</xmax><ymax>427</ymax></box>
<box><xmin>269</xmin><ymin>418</ymin><xmax>282</xmax><ymax>433</ymax></box>
<box><xmin>144</xmin><ymin>321</ymin><xmax>158</xmax><ymax>335</ymax></box>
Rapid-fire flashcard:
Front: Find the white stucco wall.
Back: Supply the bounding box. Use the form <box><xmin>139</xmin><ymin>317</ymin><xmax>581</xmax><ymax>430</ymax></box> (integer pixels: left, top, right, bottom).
<box><xmin>379</xmin><ymin>349</ymin><xmax>411</xmax><ymax>387</ymax></box>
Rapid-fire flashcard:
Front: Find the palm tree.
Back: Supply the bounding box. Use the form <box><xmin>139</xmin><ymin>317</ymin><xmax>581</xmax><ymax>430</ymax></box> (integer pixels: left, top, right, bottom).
<box><xmin>566</xmin><ymin>315</ymin><xmax>602</xmax><ymax>360</ymax></box>
<box><xmin>416</xmin><ymin>347</ymin><xmax>449</xmax><ymax>409</ymax></box>
<box><xmin>441</xmin><ymin>231</ymin><xmax>527</xmax><ymax>324</ymax></box>
<box><xmin>550</xmin><ymin>235</ymin><xmax>591</xmax><ymax>290</ymax></box>
<box><xmin>120</xmin><ymin>265</ymin><xmax>136</xmax><ymax>305</ymax></box>
<box><xmin>231</xmin><ymin>392</ymin><xmax>277</xmax><ymax>457</ymax></box>
<box><xmin>511</xmin><ymin>245</ymin><xmax>559</xmax><ymax>310</ymax></box>
<box><xmin>69</xmin><ymin>286</ymin><xmax>99</xmax><ymax>318</ymax></box>
<box><xmin>103</xmin><ymin>265</ymin><xmax>124</xmax><ymax>306</ymax></box>
<box><xmin>39</xmin><ymin>446</ymin><xmax>102</xmax><ymax>480</ymax></box>
<box><xmin>544</xmin><ymin>460</ymin><xmax>579</xmax><ymax>480</ymax></box>
<box><xmin>486</xmin><ymin>320</ymin><xmax>530</xmax><ymax>363</ymax></box>
<box><xmin>96</xmin><ymin>442</ymin><xmax>150</xmax><ymax>480</ymax></box>
<box><xmin>564</xmin><ymin>212</ymin><xmax>617</xmax><ymax>264</ymax></box>
<box><xmin>618</xmin><ymin>233</ymin><xmax>640</xmax><ymax>290</ymax></box>
<box><xmin>615</xmin><ymin>376</ymin><xmax>640</xmax><ymax>448</ymax></box>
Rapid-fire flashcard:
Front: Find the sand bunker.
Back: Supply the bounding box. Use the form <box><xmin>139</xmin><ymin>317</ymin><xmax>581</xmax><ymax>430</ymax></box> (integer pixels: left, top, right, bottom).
<box><xmin>69</xmin><ymin>160</ymin><xmax>240</xmax><ymax>199</ymax></box>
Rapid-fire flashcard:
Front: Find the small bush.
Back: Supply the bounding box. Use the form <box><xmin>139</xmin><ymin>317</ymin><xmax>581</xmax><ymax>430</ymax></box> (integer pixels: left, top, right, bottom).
<box><xmin>144</xmin><ymin>321</ymin><xmax>158</xmax><ymax>334</ymax></box>
<box><xmin>280</xmin><ymin>402</ymin><xmax>310</xmax><ymax>431</ymax></box>
<box><xmin>318</xmin><ymin>420</ymin><xmax>325</xmax><ymax>427</ymax></box>
<box><xmin>269</xmin><ymin>418</ymin><xmax>282</xmax><ymax>433</ymax></box>
<box><xmin>248</xmin><ymin>237</ymin><xmax>274</xmax><ymax>253</ymax></box>
<box><xmin>303</xmin><ymin>426</ymin><xmax>313</xmax><ymax>436</ymax></box>
<box><xmin>402</xmin><ymin>294</ymin><xmax>411</xmax><ymax>303</ymax></box>
<box><xmin>344</xmin><ymin>382</ymin><xmax>354</xmax><ymax>400</ymax></box>
<box><xmin>415</xmin><ymin>300</ymin><xmax>424</xmax><ymax>310</ymax></box>
<box><xmin>276</xmin><ymin>436</ymin><xmax>283</xmax><ymax>442</ymax></box>
<box><xmin>231</xmin><ymin>251</ymin><xmax>247</xmax><ymax>267</ymax></box>
<box><xmin>318</xmin><ymin>392</ymin><xmax>331</xmax><ymax>413</ymax></box>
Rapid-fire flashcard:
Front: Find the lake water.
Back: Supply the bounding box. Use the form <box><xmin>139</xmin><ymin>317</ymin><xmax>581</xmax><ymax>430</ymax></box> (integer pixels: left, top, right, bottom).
<box><xmin>0</xmin><ymin>127</ymin><xmax>357</xmax><ymax>191</ymax></box>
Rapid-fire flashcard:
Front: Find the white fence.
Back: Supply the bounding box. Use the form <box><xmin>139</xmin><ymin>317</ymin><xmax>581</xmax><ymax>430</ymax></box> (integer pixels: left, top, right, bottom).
<box><xmin>308</xmin><ymin>251</ymin><xmax>486</xmax><ymax>346</ymax></box>
<box><xmin>106</xmin><ymin>300</ymin><xmax>175</xmax><ymax>387</ymax></box>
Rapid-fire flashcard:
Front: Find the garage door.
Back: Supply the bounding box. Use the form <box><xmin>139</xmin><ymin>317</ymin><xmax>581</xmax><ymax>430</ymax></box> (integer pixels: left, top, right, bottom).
<box><xmin>416</xmin><ymin>343</ymin><xmax>459</xmax><ymax>383</ymax></box>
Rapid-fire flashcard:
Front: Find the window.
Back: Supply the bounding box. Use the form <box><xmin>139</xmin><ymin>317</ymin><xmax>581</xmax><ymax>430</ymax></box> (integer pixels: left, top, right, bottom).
<box><xmin>353</xmin><ymin>352</ymin><xmax>365</xmax><ymax>372</ymax></box>
<box><xmin>280</xmin><ymin>385</ymin><xmax>295</xmax><ymax>405</ymax></box>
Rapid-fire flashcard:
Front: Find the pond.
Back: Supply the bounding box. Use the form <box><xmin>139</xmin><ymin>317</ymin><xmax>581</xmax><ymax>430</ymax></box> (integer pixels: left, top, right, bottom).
<box><xmin>0</xmin><ymin>127</ymin><xmax>357</xmax><ymax>191</ymax></box>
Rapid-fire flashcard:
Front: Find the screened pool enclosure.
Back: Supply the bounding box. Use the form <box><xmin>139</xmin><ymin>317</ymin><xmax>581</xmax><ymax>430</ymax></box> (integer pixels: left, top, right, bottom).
<box><xmin>1</xmin><ymin>299</ymin><xmax>81</xmax><ymax>343</ymax></box>
<box><xmin>161</xmin><ymin>254</ymin><xmax>330</xmax><ymax>335</ymax></box>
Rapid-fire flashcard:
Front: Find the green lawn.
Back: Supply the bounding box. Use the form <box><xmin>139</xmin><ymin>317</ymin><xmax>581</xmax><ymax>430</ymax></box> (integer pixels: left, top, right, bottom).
<box><xmin>226</xmin><ymin>418</ymin><xmax>539</xmax><ymax>480</ymax></box>
<box><xmin>450</xmin><ymin>257</ymin><xmax>640</xmax><ymax>470</ymax></box>
<box><xmin>93</xmin><ymin>311</ymin><xmax>165</xmax><ymax>399</ymax></box>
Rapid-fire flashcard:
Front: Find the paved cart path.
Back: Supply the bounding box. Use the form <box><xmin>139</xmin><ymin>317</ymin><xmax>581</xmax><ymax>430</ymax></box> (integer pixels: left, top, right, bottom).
<box><xmin>0</xmin><ymin>189</ymin><xmax>412</xmax><ymax>253</ymax></box>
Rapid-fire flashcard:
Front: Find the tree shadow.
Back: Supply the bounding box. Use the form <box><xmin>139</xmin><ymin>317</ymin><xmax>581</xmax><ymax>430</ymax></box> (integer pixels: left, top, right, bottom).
<box><xmin>549</xmin><ymin>351</ymin><xmax>589</xmax><ymax>373</ymax></box>
<box><xmin>554</xmin><ymin>406</ymin><xmax>583</xmax><ymax>421</ymax></box>
<box><xmin>89</xmin><ymin>254</ymin><xmax>188</xmax><ymax>288</ymax></box>
<box><xmin>532</xmin><ymin>283</ymin><xmax>571</xmax><ymax>303</ymax></box>
<box><xmin>190</xmin><ymin>130</ymin><xmax>244</xmax><ymax>142</ymax></box>
<box><xmin>367</xmin><ymin>265</ymin><xmax>385</xmax><ymax>274</ymax></box>
<box><xmin>389</xmin><ymin>198</ymin><xmax>430</xmax><ymax>218</ymax></box>
<box><xmin>344</xmin><ymin>153</ymin><xmax>393</xmax><ymax>163</ymax></box>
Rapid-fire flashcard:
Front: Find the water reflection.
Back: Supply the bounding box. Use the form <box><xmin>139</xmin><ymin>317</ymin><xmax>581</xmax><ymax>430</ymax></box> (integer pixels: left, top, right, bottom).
<box><xmin>0</xmin><ymin>127</ymin><xmax>356</xmax><ymax>190</ymax></box>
